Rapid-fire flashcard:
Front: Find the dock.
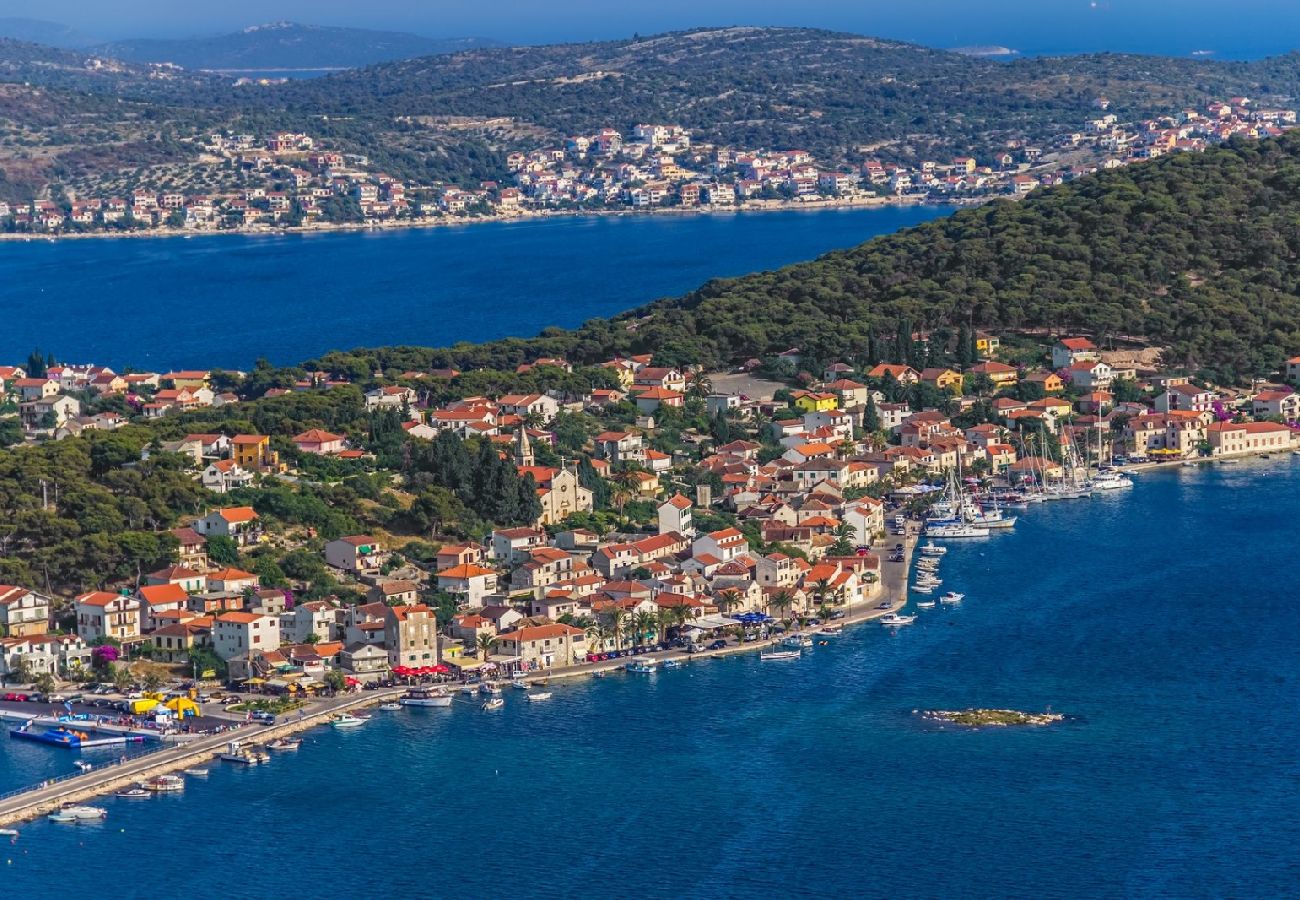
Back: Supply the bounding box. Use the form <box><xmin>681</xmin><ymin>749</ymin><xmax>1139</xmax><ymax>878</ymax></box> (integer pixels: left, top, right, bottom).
<box><xmin>0</xmin><ymin>688</ymin><xmax>403</xmax><ymax>827</ymax></box>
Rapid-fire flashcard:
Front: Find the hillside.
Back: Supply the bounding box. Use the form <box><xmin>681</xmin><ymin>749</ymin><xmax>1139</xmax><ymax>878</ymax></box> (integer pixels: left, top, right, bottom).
<box><xmin>0</xmin><ymin>17</ymin><xmax>94</xmax><ymax>48</ymax></box>
<box><xmin>314</xmin><ymin>132</ymin><xmax>1300</xmax><ymax>381</ymax></box>
<box><xmin>90</xmin><ymin>22</ymin><xmax>501</xmax><ymax>71</ymax></box>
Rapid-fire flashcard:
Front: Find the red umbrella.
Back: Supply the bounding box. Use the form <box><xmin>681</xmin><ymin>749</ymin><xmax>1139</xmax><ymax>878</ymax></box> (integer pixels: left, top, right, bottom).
<box><xmin>344</xmin><ymin>676</ymin><xmax>360</xmax><ymax>686</ymax></box>
<box><xmin>431</xmin><ymin>664</ymin><xmax>450</xmax><ymax>674</ymax></box>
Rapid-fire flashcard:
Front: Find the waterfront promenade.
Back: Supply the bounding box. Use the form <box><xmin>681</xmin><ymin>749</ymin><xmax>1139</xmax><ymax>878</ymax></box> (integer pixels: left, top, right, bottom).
<box><xmin>0</xmin><ymin>688</ymin><xmax>404</xmax><ymax>827</ymax></box>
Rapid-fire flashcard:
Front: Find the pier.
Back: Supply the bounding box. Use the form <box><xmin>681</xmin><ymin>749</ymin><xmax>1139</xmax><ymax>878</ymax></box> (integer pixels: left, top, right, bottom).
<box><xmin>0</xmin><ymin>688</ymin><xmax>403</xmax><ymax>827</ymax></box>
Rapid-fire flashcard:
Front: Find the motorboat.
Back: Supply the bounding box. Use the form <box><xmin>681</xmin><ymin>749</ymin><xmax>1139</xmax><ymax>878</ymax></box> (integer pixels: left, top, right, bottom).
<box><xmin>267</xmin><ymin>737</ymin><xmax>302</xmax><ymax>751</ymax></box>
<box><xmin>1092</xmin><ymin>471</ymin><xmax>1134</xmax><ymax>490</ymax></box>
<box><xmin>912</xmin><ymin>585</ymin><xmax>935</xmax><ymax>594</ymax></box>
<box><xmin>0</xmin><ymin>828</ymin><xmax>17</xmax><ymax>837</ymax></box>
<box><xmin>377</xmin><ymin>702</ymin><xmax>403</xmax><ymax>711</ymax></box>
<box><xmin>331</xmin><ymin>714</ymin><xmax>368</xmax><ymax>728</ymax></box>
<box><xmin>512</xmin><ymin>680</ymin><xmax>532</xmax><ymax>690</ymax></box>
<box><xmin>940</xmin><ymin>592</ymin><xmax>965</xmax><ymax>604</ymax></box>
<box><xmin>927</xmin><ymin>524</ymin><xmax>990</xmax><ymax>539</ymax></box>
<box><xmin>760</xmin><ymin>649</ymin><xmax>801</xmax><ymax>661</ymax></box>
<box><xmin>625</xmin><ymin>659</ymin><xmax>658</xmax><ymax>674</ymax></box>
<box><xmin>400</xmin><ymin>689</ymin><xmax>453</xmax><ymax>708</ymax></box>
<box><xmin>48</xmin><ymin>812</ymin><xmax>80</xmax><ymax>824</ymax></box>
<box><xmin>781</xmin><ymin>634</ymin><xmax>813</xmax><ymax>649</ymax></box>
<box><xmin>526</xmin><ymin>692</ymin><xmax>553</xmax><ymax>702</ymax></box>
<box><xmin>919</xmin><ymin>542</ymin><xmax>947</xmax><ymax>556</ymax></box>
<box><xmin>663</xmin><ymin>658</ymin><xmax>685</xmax><ymax>668</ymax></box>
<box><xmin>459</xmin><ymin>684</ymin><xmax>478</xmax><ymax>695</ymax></box>
<box><xmin>915</xmin><ymin>599</ymin><xmax>937</xmax><ymax>608</ymax></box>
<box><xmin>144</xmin><ymin>775</ymin><xmax>185</xmax><ymax>793</ymax></box>
<box><xmin>183</xmin><ymin>768</ymin><xmax>209</xmax><ymax>777</ymax></box>
<box><xmin>480</xmin><ymin>682</ymin><xmax>504</xmax><ymax>696</ymax></box>
<box><xmin>482</xmin><ymin>697</ymin><xmax>505</xmax><ymax>711</ymax></box>
<box><xmin>220</xmin><ymin>741</ymin><xmax>262</xmax><ymax>765</ymax></box>
<box><xmin>880</xmin><ymin>613</ymin><xmax>916</xmax><ymax>627</ymax></box>
<box><xmin>74</xmin><ymin>760</ymin><xmax>93</xmax><ymax>773</ymax></box>
<box><xmin>814</xmin><ymin>626</ymin><xmax>843</xmax><ymax>636</ymax></box>
<box><xmin>57</xmin><ymin>805</ymin><xmax>107</xmax><ymax>821</ymax></box>
<box><xmin>116</xmin><ymin>787</ymin><xmax>150</xmax><ymax>799</ymax></box>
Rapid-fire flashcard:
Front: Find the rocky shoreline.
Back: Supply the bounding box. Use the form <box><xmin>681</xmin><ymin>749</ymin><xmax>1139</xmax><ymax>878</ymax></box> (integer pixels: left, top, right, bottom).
<box><xmin>918</xmin><ymin>708</ymin><xmax>1067</xmax><ymax>728</ymax></box>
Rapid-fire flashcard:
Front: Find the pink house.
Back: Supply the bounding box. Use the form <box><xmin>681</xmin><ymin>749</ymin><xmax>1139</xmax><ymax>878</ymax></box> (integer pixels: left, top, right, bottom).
<box><xmin>293</xmin><ymin>428</ymin><xmax>346</xmax><ymax>455</ymax></box>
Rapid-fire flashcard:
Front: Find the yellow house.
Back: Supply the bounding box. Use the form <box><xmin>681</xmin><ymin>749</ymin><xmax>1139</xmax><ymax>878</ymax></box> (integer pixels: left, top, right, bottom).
<box><xmin>975</xmin><ymin>331</ymin><xmax>1001</xmax><ymax>356</ymax></box>
<box><xmin>792</xmin><ymin>390</ymin><xmax>839</xmax><ymax>412</ymax></box>
<box><xmin>1025</xmin><ymin>372</ymin><xmax>1065</xmax><ymax>393</ymax></box>
<box><xmin>161</xmin><ymin>369</ymin><xmax>211</xmax><ymax>390</ymax></box>
<box><xmin>231</xmin><ymin>434</ymin><xmax>282</xmax><ymax>472</ymax></box>
<box><xmin>919</xmin><ymin>368</ymin><xmax>964</xmax><ymax>394</ymax></box>
<box><xmin>969</xmin><ymin>361</ymin><xmax>1018</xmax><ymax>387</ymax></box>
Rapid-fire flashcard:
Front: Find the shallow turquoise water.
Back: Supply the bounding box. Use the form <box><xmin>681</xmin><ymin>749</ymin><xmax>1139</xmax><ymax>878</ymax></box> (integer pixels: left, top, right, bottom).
<box><xmin>2</xmin><ymin>459</ymin><xmax>1299</xmax><ymax>896</ymax></box>
<box><xmin>0</xmin><ymin>205</ymin><xmax>951</xmax><ymax>369</ymax></box>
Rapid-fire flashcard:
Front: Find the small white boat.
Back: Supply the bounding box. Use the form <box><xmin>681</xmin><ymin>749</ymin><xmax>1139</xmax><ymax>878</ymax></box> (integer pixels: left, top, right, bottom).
<box><xmin>912</xmin><ymin>585</ymin><xmax>935</xmax><ymax>594</ymax></box>
<box><xmin>814</xmin><ymin>626</ymin><xmax>842</xmax><ymax>637</ymax></box>
<box><xmin>663</xmin><ymin>658</ymin><xmax>685</xmax><ymax>668</ymax></box>
<box><xmin>48</xmin><ymin>812</ymin><xmax>80</xmax><ymax>824</ymax></box>
<box><xmin>940</xmin><ymin>592</ymin><xmax>965</xmax><ymax>604</ymax></box>
<box><xmin>378</xmin><ymin>702</ymin><xmax>402</xmax><ymax>711</ymax></box>
<box><xmin>626</xmin><ymin>659</ymin><xmax>659</xmax><ymax>674</ymax></box>
<box><xmin>267</xmin><ymin>737</ymin><xmax>301</xmax><ymax>751</ymax></box>
<box><xmin>74</xmin><ymin>760</ymin><xmax>93</xmax><ymax>773</ymax></box>
<box><xmin>880</xmin><ymin>613</ymin><xmax>916</xmax><ymax>627</ymax></box>
<box><xmin>920</xmin><ymin>542</ymin><xmax>947</xmax><ymax>556</ymax></box>
<box><xmin>459</xmin><ymin>684</ymin><xmax>478</xmax><ymax>695</ymax></box>
<box><xmin>220</xmin><ymin>741</ymin><xmax>262</xmax><ymax>765</ymax></box>
<box><xmin>481</xmin><ymin>682</ymin><xmax>504</xmax><ymax>696</ymax></box>
<box><xmin>331</xmin><ymin>714</ymin><xmax>368</xmax><ymax>728</ymax></box>
<box><xmin>60</xmin><ymin>805</ymin><xmax>107</xmax><ymax>821</ymax></box>
<box><xmin>482</xmin><ymin>697</ymin><xmax>504</xmax><ymax>711</ymax></box>
<box><xmin>183</xmin><ymin>768</ymin><xmax>209</xmax><ymax>777</ymax></box>
<box><xmin>512</xmin><ymin>680</ymin><xmax>531</xmax><ymax>690</ymax></box>
<box><xmin>116</xmin><ymin>787</ymin><xmax>150</xmax><ymax>799</ymax></box>
<box><xmin>0</xmin><ymin>828</ymin><xmax>17</xmax><ymax>837</ymax></box>
<box><xmin>144</xmin><ymin>774</ymin><xmax>185</xmax><ymax>792</ymax></box>
<box><xmin>400</xmin><ymin>689</ymin><xmax>453</xmax><ymax>708</ymax></box>
<box><xmin>526</xmin><ymin>692</ymin><xmax>553</xmax><ymax>702</ymax></box>
<box><xmin>760</xmin><ymin>649</ymin><xmax>801</xmax><ymax>661</ymax></box>
<box><xmin>915</xmin><ymin>599</ymin><xmax>937</xmax><ymax>608</ymax></box>
<box><xmin>782</xmin><ymin>634</ymin><xmax>813</xmax><ymax>649</ymax></box>
<box><xmin>927</xmin><ymin>524</ymin><xmax>990</xmax><ymax>538</ymax></box>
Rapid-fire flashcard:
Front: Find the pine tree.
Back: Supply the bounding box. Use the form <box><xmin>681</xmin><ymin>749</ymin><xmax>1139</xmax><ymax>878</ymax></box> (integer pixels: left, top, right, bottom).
<box><xmin>863</xmin><ymin>396</ymin><xmax>880</xmax><ymax>432</ymax></box>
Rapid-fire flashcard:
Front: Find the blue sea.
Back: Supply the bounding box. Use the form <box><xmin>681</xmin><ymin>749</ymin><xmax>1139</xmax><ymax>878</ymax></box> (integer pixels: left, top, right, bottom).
<box><xmin>2</xmin><ymin>459</ymin><xmax>1299</xmax><ymax>897</ymax></box>
<box><xmin>0</xmin><ymin>206</ymin><xmax>950</xmax><ymax>370</ymax></box>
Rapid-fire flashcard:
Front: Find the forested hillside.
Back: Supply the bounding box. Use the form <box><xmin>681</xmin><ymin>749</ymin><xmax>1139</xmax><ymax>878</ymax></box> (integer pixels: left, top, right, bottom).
<box><xmin>316</xmin><ymin>132</ymin><xmax>1300</xmax><ymax>381</ymax></box>
<box><xmin>7</xmin><ymin>27</ymin><xmax>1300</xmax><ymax>196</ymax></box>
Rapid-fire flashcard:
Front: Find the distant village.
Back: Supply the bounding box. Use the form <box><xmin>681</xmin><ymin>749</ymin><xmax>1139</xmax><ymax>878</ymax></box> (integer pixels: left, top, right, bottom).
<box><xmin>1</xmin><ymin>329</ymin><xmax>1298</xmax><ymax>687</ymax></box>
<box><xmin>2</xmin><ymin>95</ymin><xmax>1293</xmax><ymax>235</ymax></box>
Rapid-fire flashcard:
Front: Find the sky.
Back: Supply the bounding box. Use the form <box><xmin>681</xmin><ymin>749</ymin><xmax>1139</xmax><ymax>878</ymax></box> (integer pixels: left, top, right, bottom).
<box><xmin>5</xmin><ymin>0</ymin><xmax>1300</xmax><ymax>58</ymax></box>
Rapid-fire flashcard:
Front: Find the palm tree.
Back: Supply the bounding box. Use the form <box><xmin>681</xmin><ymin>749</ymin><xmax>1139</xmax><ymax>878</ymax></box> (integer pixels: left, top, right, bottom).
<box><xmin>769</xmin><ymin>588</ymin><xmax>796</xmax><ymax>625</ymax></box>
<box><xmin>585</xmin><ymin>622</ymin><xmax>609</xmax><ymax>654</ymax></box>
<box><xmin>476</xmin><ymin>632</ymin><xmax>498</xmax><ymax>659</ymax></box>
<box><xmin>715</xmin><ymin>588</ymin><xmax>742</xmax><ymax>616</ymax></box>
<box><xmin>632</xmin><ymin>610</ymin><xmax>657</xmax><ymax>647</ymax></box>
<box><xmin>600</xmin><ymin>607</ymin><xmax>626</xmax><ymax>650</ymax></box>
<box><xmin>670</xmin><ymin>603</ymin><xmax>694</xmax><ymax>633</ymax></box>
<box><xmin>829</xmin><ymin>520</ymin><xmax>857</xmax><ymax>557</ymax></box>
<box><xmin>655</xmin><ymin>608</ymin><xmax>674</xmax><ymax>644</ymax></box>
<box><xmin>687</xmin><ymin>371</ymin><xmax>713</xmax><ymax>399</ymax></box>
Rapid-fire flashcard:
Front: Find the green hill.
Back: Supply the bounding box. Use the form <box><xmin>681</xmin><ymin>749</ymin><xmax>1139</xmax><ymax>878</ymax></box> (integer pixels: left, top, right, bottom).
<box><xmin>316</xmin><ymin>132</ymin><xmax>1300</xmax><ymax>382</ymax></box>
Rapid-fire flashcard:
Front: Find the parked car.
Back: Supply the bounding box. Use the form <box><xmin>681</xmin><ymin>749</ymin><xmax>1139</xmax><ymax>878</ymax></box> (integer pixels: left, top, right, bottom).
<box><xmin>251</xmin><ymin>711</ymin><xmax>276</xmax><ymax>725</ymax></box>
<box><xmin>707</xmin><ymin>639</ymin><xmax>728</xmax><ymax>650</ymax></box>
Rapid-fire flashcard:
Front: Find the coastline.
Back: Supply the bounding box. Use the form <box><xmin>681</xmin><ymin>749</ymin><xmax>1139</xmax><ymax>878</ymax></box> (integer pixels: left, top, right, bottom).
<box><xmin>0</xmin><ymin>194</ymin><xmax>974</xmax><ymax>244</ymax></box>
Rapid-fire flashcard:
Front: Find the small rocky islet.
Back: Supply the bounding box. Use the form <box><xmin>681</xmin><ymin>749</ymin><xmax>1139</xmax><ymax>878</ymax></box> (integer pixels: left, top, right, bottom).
<box><xmin>917</xmin><ymin>708</ymin><xmax>1067</xmax><ymax>728</ymax></box>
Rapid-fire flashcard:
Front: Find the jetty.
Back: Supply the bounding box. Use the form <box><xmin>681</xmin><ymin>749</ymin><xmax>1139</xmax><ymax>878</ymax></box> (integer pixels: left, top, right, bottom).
<box><xmin>0</xmin><ymin>688</ymin><xmax>403</xmax><ymax>827</ymax></box>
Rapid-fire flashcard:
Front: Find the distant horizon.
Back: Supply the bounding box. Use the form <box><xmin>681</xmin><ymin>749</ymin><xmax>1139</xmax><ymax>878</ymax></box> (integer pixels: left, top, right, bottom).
<box><xmin>2</xmin><ymin>1</ymin><xmax>1299</xmax><ymax>61</ymax></box>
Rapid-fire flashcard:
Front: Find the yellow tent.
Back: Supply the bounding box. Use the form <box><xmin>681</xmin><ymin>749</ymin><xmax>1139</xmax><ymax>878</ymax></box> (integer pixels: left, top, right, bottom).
<box><xmin>128</xmin><ymin>698</ymin><xmax>160</xmax><ymax>715</ymax></box>
<box><xmin>164</xmin><ymin>697</ymin><xmax>200</xmax><ymax>717</ymax></box>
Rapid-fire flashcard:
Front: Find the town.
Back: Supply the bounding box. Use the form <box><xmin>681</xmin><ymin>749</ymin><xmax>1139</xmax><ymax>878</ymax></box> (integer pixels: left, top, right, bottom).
<box><xmin>2</xmin><ymin>95</ymin><xmax>1293</xmax><ymax>236</ymax></box>
<box><xmin>1</xmin><ymin>327</ymin><xmax>1298</xmax><ymax>694</ymax></box>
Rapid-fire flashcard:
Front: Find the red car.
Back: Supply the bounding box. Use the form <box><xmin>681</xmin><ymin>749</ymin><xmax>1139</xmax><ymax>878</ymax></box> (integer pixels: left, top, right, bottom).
<box><xmin>4</xmin><ymin>692</ymin><xmax>28</xmax><ymax>702</ymax></box>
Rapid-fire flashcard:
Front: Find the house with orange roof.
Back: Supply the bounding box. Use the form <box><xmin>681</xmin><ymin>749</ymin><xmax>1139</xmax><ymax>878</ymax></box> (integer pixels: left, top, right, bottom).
<box><xmin>495</xmin><ymin>622</ymin><xmax>587</xmax><ymax>669</ymax></box>
<box><xmin>231</xmin><ymin>434</ymin><xmax>282</xmax><ymax>472</ymax></box>
<box><xmin>201</xmin><ymin>459</ymin><xmax>254</xmax><ymax>494</ymax></box>
<box><xmin>194</xmin><ymin>506</ymin><xmax>262</xmax><ymax>546</ymax></box>
<box><xmin>691</xmin><ymin>527</ymin><xmax>749</xmax><ymax>564</ymax></box>
<box><xmin>137</xmin><ymin>583</ymin><xmax>191</xmax><ymax>632</ymax></box>
<box><xmin>1285</xmin><ymin>356</ymin><xmax>1300</xmax><ymax>384</ymax></box>
<box><xmin>213</xmin><ymin>611</ymin><xmax>278</xmax><ymax>663</ymax></box>
<box><xmin>658</xmin><ymin>493</ymin><xmax>694</xmax><ymax>536</ymax></box>
<box><xmin>867</xmin><ymin>364</ymin><xmax>920</xmax><ymax>385</ymax></box>
<box><xmin>1252</xmin><ymin>389</ymin><xmax>1300</xmax><ymax>420</ymax></box>
<box><xmin>75</xmin><ymin>591</ymin><xmax>141</xmax><ymax>642</ymax></box>
<box><xmin>792</xmin><ymin>390</ymin><xmax>838</xmax><ymax>413</ymax></box>
<box><xmin>384</xmin><ymin>603</ymin><xmax>438</xmax><ymax>668</ymax></box>
<box><xmin>1207</xmin><ymin>421</ymin><xmax>1294</xmax><ymax>456</ymax></box>
<box><xmin>436</xmin><ymin>543</ymin><xmax>485</xmax><ymax>572</ymax></box>
<box><xmin>968</xmin><ymin>360</ymin><xmax>1019</xmax><ymax>387</ymax></box>
<box><xmin>437</xmin><ymin>564</ymin><xmax>499</xmax><ymax>607</ymax></box>
<box><xmin>206</xmin><ymin>567</ymin><xmax>260</xmax><ymax>594</ymax></box>
<box><xmin>324</xmin><ymin>535</ymin><xmax>387</xmax><ymax>573</ymax></box>
<box><xmin>0</xmin><ymin>585</ymin><xmax>50</xmax><ymax>638</ymax></box>
<box><xmin>920</xmin><ymin>367</ymin><xmax>964</xmax><ymax>394</ymax></box>
<box><xmin>292</xmin><ymin>428</ymin><xmax>346</xmax><ymax>455</ymax></box>
<box><xmin>151</xmin><ymin>618</ymin><xmax>214</xmax><ymax>662</ymax></box>
<box><xmin>633</xmin><ymin>386</ymin><xmax>685</xmax><ymax>413</ymax></box>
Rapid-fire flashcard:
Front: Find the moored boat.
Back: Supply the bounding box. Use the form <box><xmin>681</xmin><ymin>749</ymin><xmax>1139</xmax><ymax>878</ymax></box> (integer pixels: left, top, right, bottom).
<box><xmin>332</xmin><ymin>713</ymin><xmax>368</xmax><ymax>728</ymax></box>
<box><xmin>760</xmin><ymin>649</ymin><xmax>801</xmax><ymax>661</ymax></box>
<box><xmin>144</xmin><ymin>774</ymin><xmax>185</xmax><ymax>792</ymax></box>
<box><xmin>625</xmin><ymin>659</ymin><xmax>659</xmax><ymax>674</ymax></box>
<box><xmin>880</xmin><ymin>613</ymin><xmax>917</xmax><ymax>627</ymax></box>
<box><xmin>400</xmin><ymin>688</ymin><xmax>453</xmax><ymax>708</ymax></box>
<box><xmin>940</xmin><ymin>592</ymin><xmax>965</xmax><ymax>604</ymax></box>
<box><xmin>378</xmin><ymin>702</ymin><xmax>402</xmax><ymax>711</ymax></box>
<box><xmin>267</xmin><ymin>737</ymin><xmax>302</xmax><ymax>751</ymax></box>
<box><xmin>526</xmin><ymin>692</ymin><xmax>553</xmax><ymax>702</ymax></box>
<box><xmin>116</xmin><ymin>787</ymin><xmax>150</xmax><ymax>799</ymax></box>
<box><xmin>927</xmin><ymin>524</ymin><xmax>990</xmax><ymax>539</ymax></box>
<box><xmin>919</xmin><ymin>542</ymin><xmax>947</xmax><ymax>556</ymax></box>
<box><xmin>482</xmin><ymin>697</ymin><xmax>504</xmax><ymax>711</ymax></box>
<box><xmin>183</xmin><ymin>768</ymin><xmax>209</xmax><ymax>777</ymax></box>
<box><xmin>915</xmin><ymin>599</ymin><xmax>937</xmax><ymax>608</ymax></box>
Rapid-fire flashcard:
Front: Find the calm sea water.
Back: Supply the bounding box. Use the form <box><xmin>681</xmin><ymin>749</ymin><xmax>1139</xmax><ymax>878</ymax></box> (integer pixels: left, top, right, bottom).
<box><xmin>0</xmin><ymin>206</ymin><xmax>951</xmax><ymax>370</ymax></box>
<box><xmin>3</xmin><ymin>459</ymin><xmax>1299</xmax><ymax>897</ymax></box>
